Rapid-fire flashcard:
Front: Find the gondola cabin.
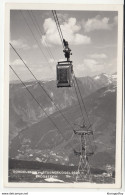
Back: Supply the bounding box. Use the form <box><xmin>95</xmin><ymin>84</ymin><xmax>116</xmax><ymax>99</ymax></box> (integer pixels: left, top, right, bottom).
<box><xmin>57</xmin><ymin>61</ymin><xmax>73</xmax><ymax>87</ymax></box>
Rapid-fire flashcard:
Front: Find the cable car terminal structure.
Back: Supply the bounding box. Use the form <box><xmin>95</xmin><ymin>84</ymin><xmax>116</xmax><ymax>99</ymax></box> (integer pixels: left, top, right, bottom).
<box><xmin>10</xmin><ymin>10</ymin><xmax>96</xmax><ymax>183</ymax></box>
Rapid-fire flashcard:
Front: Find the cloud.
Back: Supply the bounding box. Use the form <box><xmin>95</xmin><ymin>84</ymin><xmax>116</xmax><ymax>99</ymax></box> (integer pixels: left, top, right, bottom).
<box><xmin>11</xmin><ymin>39</ymin><xmax>39</xmax><ymax>50</ymax></box>
<box><xmin>11</xmin><ymin>59</ymin><xmax>26</xmax><ymax>66</ymax></box>
<box><xmin>89</xmin><ymin>53</ymin><xmax>107</xmax><ymax>59</ymax></box>
<box><xmin>83</xmin><ymin>58</ymin><xmax>99</xmax><ymax>66</ymax></box>
<box><xmin>94</xmin><ymin>44</ymin><xmax>117</xmax><ymax>49</ymax></box>
<box><xmin>74</xmin><ymin>58</ymin><xmax>106</xmax><ymax>77</ymax></box>
<box><xmin>11</xmin><ymin>39</ymin><xmax>30</xmax><ymax>50</ymax></box>
<box><xmin>83</xmin><ymin>15</ymin><xmax>112</xmax><ymax>32</ymax></box>
<box><xmin>31</xmin><ymin>62</ymin><xmax>56</xmax><ymax>81</ymax></box>
<box><xmin>82</xmin><ymin>59</ymin><xmax>103</xmax><ymax>75</ymax></box>
<box><xmin>56</xmin><ymin>13</ymin><xmax>69</xmax><ymax>23</ymax></box>
<box><xmin>41</xmin><ymin>17</ymin><xmax>91</xmax><ymax>46</ymax></box>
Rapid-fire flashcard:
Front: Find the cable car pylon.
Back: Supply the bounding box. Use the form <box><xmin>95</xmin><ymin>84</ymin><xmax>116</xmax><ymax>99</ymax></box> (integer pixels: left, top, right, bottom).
<box><xmin>73</xmin><ymin>123</ymin><xmax>94</xmax><ymax>182</ymax></box>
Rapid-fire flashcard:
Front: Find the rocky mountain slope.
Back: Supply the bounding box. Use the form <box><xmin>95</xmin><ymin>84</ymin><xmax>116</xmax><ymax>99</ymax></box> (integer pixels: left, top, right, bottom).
<box><xmin>9</xmin><ymin>73</ymin><xmax>116</xmax><ymax>142</ymax></box>
<box><xmin>9</xmin><ymin>73</ymin><xmax>117</xmax><ymax>170</ymax></box>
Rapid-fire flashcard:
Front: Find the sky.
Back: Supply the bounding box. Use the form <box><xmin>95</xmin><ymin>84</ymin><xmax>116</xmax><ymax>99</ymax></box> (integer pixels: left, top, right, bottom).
<box><xmin>9</xmin><ymin>10</ymin><xmax>118</xmax><ymax>81</ymax></box>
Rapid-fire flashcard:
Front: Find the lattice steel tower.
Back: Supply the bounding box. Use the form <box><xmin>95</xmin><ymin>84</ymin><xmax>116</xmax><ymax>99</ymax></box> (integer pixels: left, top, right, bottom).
<box><xmin>74</xmin><ymin>123</ymin><xmax>94</xmax><ymax>182</ymax></box>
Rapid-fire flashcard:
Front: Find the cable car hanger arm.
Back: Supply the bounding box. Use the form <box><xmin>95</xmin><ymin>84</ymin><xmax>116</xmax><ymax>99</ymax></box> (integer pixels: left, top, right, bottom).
<box><xmin>63</xmin><ymin>39</ymin><xmax>72</xmax><ymax>61</ymax></box>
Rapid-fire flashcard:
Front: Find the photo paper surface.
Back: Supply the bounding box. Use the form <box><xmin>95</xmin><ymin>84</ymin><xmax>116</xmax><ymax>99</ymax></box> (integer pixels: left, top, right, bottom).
<box><xmin>4</xmin><ymin>3</ymin><xmax>123</xmax><ymax>188</ymax></box>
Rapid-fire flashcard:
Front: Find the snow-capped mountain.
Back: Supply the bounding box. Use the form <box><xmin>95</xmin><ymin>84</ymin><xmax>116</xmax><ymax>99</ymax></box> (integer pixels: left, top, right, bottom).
<box><xmin>93</xmin><ymin>72</ymin><xmax>117</xmax><ymax>85</ymax></box>
<box><xmin>9</xmin><ymin>72</ymin><xmax>117</xmax><ymax>146</ymax></box>
<box><xmin>9</xmin><ymin>83</ymin><xmax>116</xmax><ymax>169</ymax></box>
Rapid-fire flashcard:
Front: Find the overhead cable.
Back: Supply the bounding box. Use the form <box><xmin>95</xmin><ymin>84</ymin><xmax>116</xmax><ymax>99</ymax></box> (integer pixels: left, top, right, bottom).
<box><xmin>10</xmin><ymin>65</ymin><xmax>75</xmax><ymax>149</ymax></box>
<box><xmin>10</xmin><ymin>43</ymin><xmax>76</xmax><ymax>133</ymax></box>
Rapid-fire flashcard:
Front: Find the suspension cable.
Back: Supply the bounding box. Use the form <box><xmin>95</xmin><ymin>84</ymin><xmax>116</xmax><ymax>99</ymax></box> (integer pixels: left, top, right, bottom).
<box><xmin>52</xmin><ymin>10</ymin><xmax>63</xmax><ymax>44</ymax></box>
<box><xmin>53</xmin><ymin>10</ymin><xmax>64</xmax><ymax>43</ymax></box>
<box><xmin>52</xmin><ymin>10</ymin><xmax>95</xmax><ymax>154</ymax></box>
<box><xmin>74</xmin><ymin>73</ymin><xmax>91</xmax><ymax>127</ymax></box>
<box><xmin>10</xmin><ymin>43</ymin><xmax>76</xmax><ymax>133</ymax></box>
<box><xmin>10</xmin><ymin>66</ymin><xmax>60</xmax><ymax>133</ymax></box>
<box><xmin>28</xmin><ymin>10</ymin><xmax>56</xmax><ymax>62</ymax></box>
<box><xmin>10</xmin><ymin>65</ymin><xmax>76</xmax><ymax>149</ymax></box>
<box><xmin>52</xmin><ymin>10</ymin><xmax>64</xmax><ymax>48</ymax></box>
<box><xmin>73</xmin><ymin>79</ymin><xmax>85</xmax><ymax>124</ymax></box>
<box><xmin>73</xmin><ymin>79</ymin><xmax>94</xmax><ymax>154</ymax></box>
<box><xmin>15</xmin><ymin>10</ymin><xmax>95</xmax><ymax>155</ymax></box>
<box><xmin>73</xmin><ymin>73</ymin><xmax>96</xmax><ymax>153</ymax></box>
<box><xmin>20</xmin><ymin>10</ymin><xmax>52</xmax><ymax>65</ymax></box>
<box><xmin>19</xmin><ymin>11</ymin><xmax>72</xmax><ymax>130</ymax></box>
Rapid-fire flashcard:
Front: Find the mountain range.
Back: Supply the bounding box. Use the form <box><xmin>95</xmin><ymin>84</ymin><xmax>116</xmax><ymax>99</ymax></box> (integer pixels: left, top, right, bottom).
<box><xmin>9</xmin><ymin>72</ymin><xmax>117</xmax><ymax>170</ymax></box>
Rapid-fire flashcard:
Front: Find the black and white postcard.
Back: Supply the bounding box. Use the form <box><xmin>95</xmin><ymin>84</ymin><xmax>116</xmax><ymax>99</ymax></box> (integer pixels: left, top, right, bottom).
<box><xmin>3</xmin><ymin>3</ymin><xmax>123</xmax><ymax>188</ymax></box>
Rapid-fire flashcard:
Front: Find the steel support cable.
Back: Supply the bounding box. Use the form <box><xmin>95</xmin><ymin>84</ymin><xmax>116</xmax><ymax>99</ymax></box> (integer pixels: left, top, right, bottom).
<box><xmin>53</xmin><ymin>10</ymin><xmax>72</xmax><ymax>59</ymax></box>
<box><xmin>52</xmin><ymin>10</ymin><xmax>63</xmax><ymax>42</ymax></box>
<box><xmin>28</xmin><ymin>10</ymin><xmax>41</xmax><ymax>35</ymax></box>
<box><xmin>74</xmin><ymin>73</ymin><xmax>91</xmax><ymax>127</ymax></box>
<box><xmin>10</xmin><ymin>43</ymin><xmax>76</xmax><ymax>133</ymax></box>
<box><xmin>20</xmin><ymin>11</ymin><xmax>74</xmax><ymax>133</ymax></box>
<box><xmin>27</xmin><ymin>10</ymin><xmax>62</xmax><ymax>66</ymax></box>
<box><xmin>53</xmin><ymin>10</ymin><xmax>64</xmax><ymax>45</ymax></box>
<box><xmin>28</xmin><ymin>10</ymin><xmax>54</xmax><ymax>60</ymax></box>
<box><xmin>52</xmin><ymin>10</ymin><xmax>96</xmax><ymax>156</ymax></box>
<box><xmin>21</xmin><ymin>10</ymin><xmax>62</xmax><ymax>82</ymax></box>
<box><xmin>20</xmin><ymin>11</ymin><xmax>52</xmax><ymax>66</ymax></box>
<box><xmin>52</xmin><ymin>10</ymin><xmax>63</xmax><ymax>45</ymax></box>
<box><xmin>51</xmin><ymin>11</ymin><xmax>86</xmax><ymax>136</ymax></box>
<box><xmin>28</xmin><ymin>10</ymin><xmax>73</xmax><ymax>129</ymax></box>
<box><xmin>73</xmin><ymin>73</ymin><xmax>96</xmax><ymax>153</ymax></box>
<box><xmin>72</xmin><ymin>60</ymin><xmax>96</xmax><ymax>153</ymax></box>
<box><xmin>52</xmin><ymin>9</ymin><xmax>95</xmax><ymax>155</ymax></box>
<box><xmin>30</xmin><ymin>10</ymin><xmax>64</xmax><ymax>62</ymax></box>
<box><xmin>10</xmin><ymin>65</ymin><xmax>60</xmax><ymax>132</ymax></box>
<box><xmin>28</xmin><ymin>10</ymin><xmax>56</xmax><ymax>62</ymax></box>
<box><xmin>52</xmin><ymin>10</ymin><xmax>96</xmax><ymax>157</ymax></box>
<box><xmin>52</xmin><ymin>11</ymin><xmax>92</xmax><ymax>143</ymax></box>
<box><xmin>31</xmin><ymin>10</ymin><xmax>56</xmax><ymax>61</ymax></box>
<box><xmin>73</xmin><ymin>79</ymin><xmax>85</xmax><ymax>124</ymax></box>
<box><xmin>73</xmin><ymin>80</ymin><xmax>95</xmax><ymax>154</ymax></box>
<box><xmin>10</xmin><ymin>65</ymin><xmax>75</xmax><ymax>151</ymax></box>
<box><xmin>73</xmin><ymin>75</ymin><xmax>94</xmax><ymax>154</ymax></box>
<box><xmin>52</xmin><ymin>10</ymin><xmax>64</xmax><ymax>49</ymax></box>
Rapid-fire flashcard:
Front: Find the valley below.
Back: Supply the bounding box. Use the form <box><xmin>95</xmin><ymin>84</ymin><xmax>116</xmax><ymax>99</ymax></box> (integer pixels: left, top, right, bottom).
<box><xmin>9</xmin><ymin>73</ymin><xmax>117</xmax><ymax>183</ymax></box>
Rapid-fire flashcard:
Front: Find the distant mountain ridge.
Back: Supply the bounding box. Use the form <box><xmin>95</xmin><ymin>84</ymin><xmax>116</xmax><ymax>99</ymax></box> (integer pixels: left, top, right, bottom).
<box><xmin>9</xmin><ymin>73</ymin><xmax>116</xmax><ymax>143</ymax></box>
<box><xmin>9</xmin><ymin>73</ymin><xmax>117</xmax><ymax>170</ymax></box>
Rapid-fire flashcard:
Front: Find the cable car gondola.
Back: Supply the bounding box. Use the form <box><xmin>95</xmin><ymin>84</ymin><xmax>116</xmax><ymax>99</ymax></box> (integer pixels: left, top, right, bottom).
<box><xmin>57</xmin><ymin>39</ymin><xmax>73</xmax><ymax>88</ymax></box>
<box><xmin>57</xmin><ymin>61</ymin><xmax>73</xmax><ymax>87</ymax></box>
